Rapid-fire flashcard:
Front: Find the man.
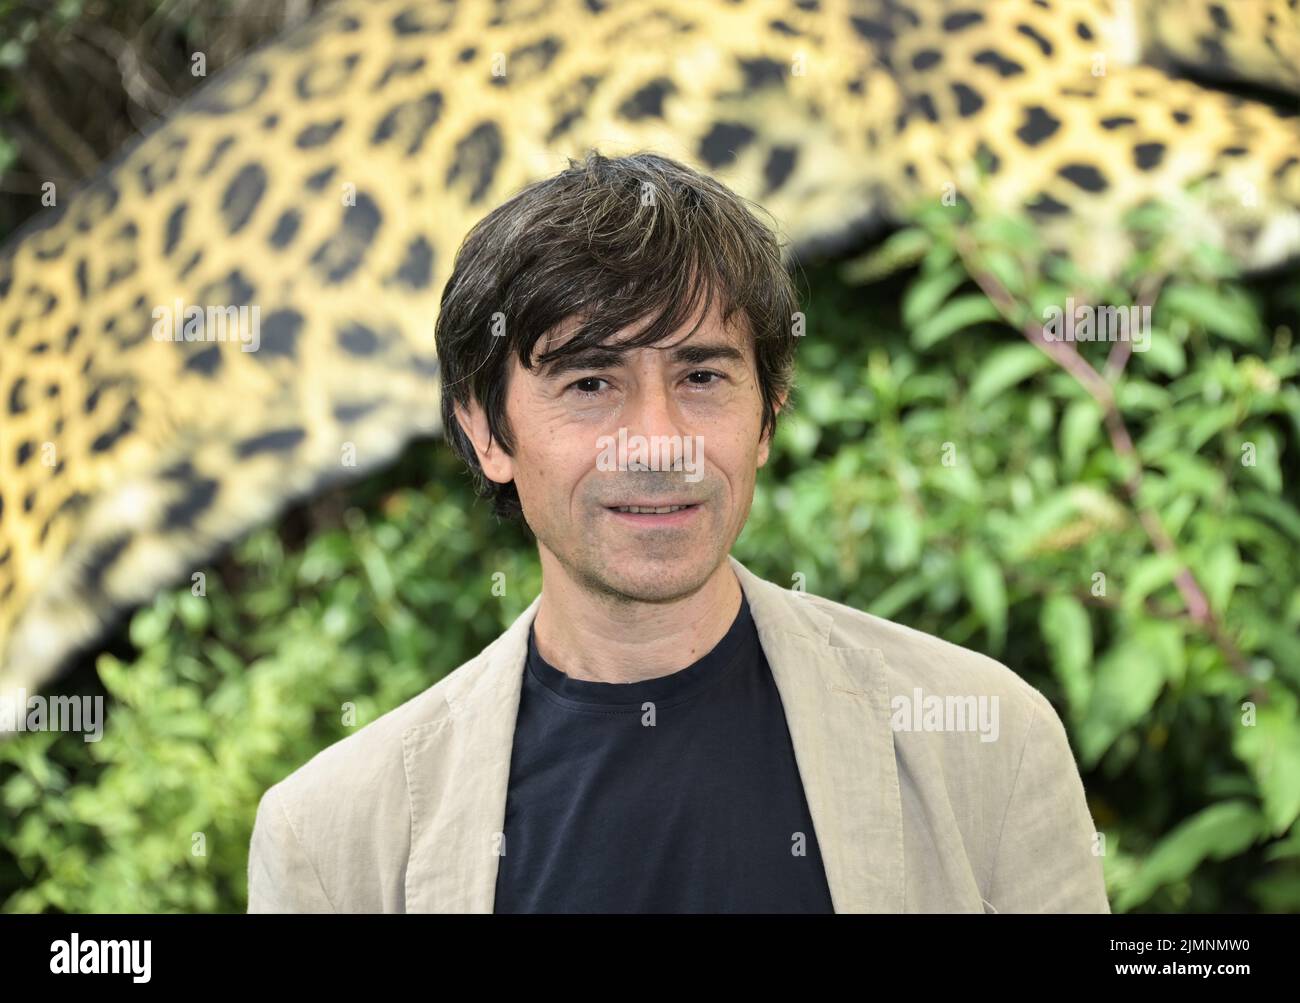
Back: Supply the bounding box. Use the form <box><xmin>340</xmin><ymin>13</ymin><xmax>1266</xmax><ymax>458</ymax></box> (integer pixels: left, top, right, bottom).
<box><xmin>247</xmin><ymin>151</ymin><xmax>1110</xmax><ymax>913</ymax></box>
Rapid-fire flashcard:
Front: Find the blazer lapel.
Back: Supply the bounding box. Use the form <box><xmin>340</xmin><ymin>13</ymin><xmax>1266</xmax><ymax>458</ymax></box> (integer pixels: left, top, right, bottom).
<box><xmin>728</xmin><ymin>557</ymin><xmax>905</xmax><ymax>912</ymax></box>
<box><xmin>402</xmin><ymin>594</ymin><xmax>539</xmax><ymax>913</ymax></box>
<box><xmin>402</xmin><ymin>555</ymin><xmax>904</xmax><ymax>913</ymax></box>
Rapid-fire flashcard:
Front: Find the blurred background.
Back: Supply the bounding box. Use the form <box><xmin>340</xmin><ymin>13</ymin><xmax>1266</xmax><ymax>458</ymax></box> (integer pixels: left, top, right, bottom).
<box><xmin>0</xmin><ymin>0</ymin><xmax>1298</xmax><ymax>913</ymax></box>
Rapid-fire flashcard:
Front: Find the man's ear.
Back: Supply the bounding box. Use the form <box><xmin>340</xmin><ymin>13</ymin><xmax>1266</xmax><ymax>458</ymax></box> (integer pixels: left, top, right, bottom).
<box><xmin>756</xmin><ymin>389</ymin><xmax>789</xmax><ymax>469</ymax></box>
<box><xmin>453</xmin><ymin>396</ymin><xmax>516</xmax><ymax>485</ymax></box>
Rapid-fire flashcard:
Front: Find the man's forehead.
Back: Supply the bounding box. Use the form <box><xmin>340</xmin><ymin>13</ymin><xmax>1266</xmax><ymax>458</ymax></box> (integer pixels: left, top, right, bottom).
<box><xmin>531</xmin><ymin>297</ymin><xmax>749</xmax><ymax>364</ymax></box>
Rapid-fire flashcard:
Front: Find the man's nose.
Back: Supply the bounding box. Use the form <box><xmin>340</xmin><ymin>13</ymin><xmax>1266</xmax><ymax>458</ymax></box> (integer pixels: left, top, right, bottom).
<box><xmin>625</xmin><ymin>379</ymin><xmax>687</xmax><ymax>441</ymax></box>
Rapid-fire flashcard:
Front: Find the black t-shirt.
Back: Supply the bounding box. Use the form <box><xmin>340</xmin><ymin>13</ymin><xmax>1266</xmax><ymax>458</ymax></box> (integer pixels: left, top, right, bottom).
<box><xmin>492</xmin><ymin>591</ymin><xmax>835</xmax><ymax>913</ymax></box>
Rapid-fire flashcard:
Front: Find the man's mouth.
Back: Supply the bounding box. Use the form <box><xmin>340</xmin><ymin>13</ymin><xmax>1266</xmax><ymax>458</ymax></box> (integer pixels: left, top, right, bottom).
<box><xmin>602</xmin><ymin>501</ymin><xmax>702</xmax><ymax>525</ymax></box>
<box><xmin>606</xmin><ymin>503</ymin><xmax>698</xmax><ymax>514</ymax></box>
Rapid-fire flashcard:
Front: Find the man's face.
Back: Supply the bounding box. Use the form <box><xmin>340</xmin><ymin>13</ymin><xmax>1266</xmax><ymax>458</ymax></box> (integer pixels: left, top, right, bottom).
<box><xmin>455</xmin><ymin>295</ymin><xmax>783</xmax><ymax>604</ymax></box>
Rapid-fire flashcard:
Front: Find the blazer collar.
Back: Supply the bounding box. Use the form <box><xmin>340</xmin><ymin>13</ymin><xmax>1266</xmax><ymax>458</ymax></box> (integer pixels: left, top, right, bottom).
<box><xmin>402</xmin><ymin>554</ymin><xmax>904</xmax><ymax>912</ymax></box>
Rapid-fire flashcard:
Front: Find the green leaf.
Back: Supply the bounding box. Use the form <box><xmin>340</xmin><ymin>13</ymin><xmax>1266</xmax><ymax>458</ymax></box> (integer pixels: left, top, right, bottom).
<box><xmin>969</xmin><ymin>344</ymin><xmax>1052</xmax><ymax>406</ymax></box>
<box><xmin>778</xmin><ymin>412</ymin><xmax>820</xmax><ymax>458</ymax></box>
<box><xmin>1139</xmin><ymin>329</ymin><xmax>1185</xmax><ymax>376</ymax></box>
<box><xmin>1078</xmin><ymin>637</ymin><xmax>1168</xmax><ymax>766</ymax></box>
<box><xmin>1115</xmin><ymin>801</ymin><xmax>1266</xmax><ymax>911</ymax></box>
<box><xmin>910</xmin><ymin>294</ymin><xmax>1001</xmax><ymax>350</ymax></box>
<box><xmin>959</xmin><ymin>543</ymin><xmax>1007</xmax><ymax>652</ymax></box>
<box><xmin>879</xmin><ymin>504</ymin><xmax>922</xmax><ymax>571</ymax></box>
<box><xmin>1040</xmin><ymin>594</ymin><xmax>1092</xmax><ymax>716</ymax></box>
<box><xmin>979</xmin><ymin>248</ymin><xmax>1026</xmax><ymax>299</ymax></box>
<box><xmin>1161</xmin><ymin>284</ymin><xmax>1263</xmax><ymax>346</ymax></box>
<box><xmin>1240</xmin><ymin>491</ymin><xmax>1300</xmax><ymax>542</ymax></box>
<box><xmin>1263</xmin><ymin>823</ymin><xmax>1300</xmax><ymax>862</ymax></box>
<box><xmin>1239</xmin><ymin>428</ymin><xmax>1282</xmax><ymax>495</ymax></box>
<box><xmin>1060</xmin><ymin>398</ymin><xmax>1101</xmax><ymax>478</ymax></box>
<box><xmin>902</xmin><ymin>263</ymin><xmax>966</xmax><ymax>329</ymax></box>
<box><xmin>840</xmin><ymin>227</ymin><xmax>932</xmax><ymax>284</ymax></box>
<box><xmin>1122</xmin><ymin>553</ymin><xmax>1185</xmax><ymax>614</ymax></box>
<box><xmin>1233</xmin><ymin>692</ymin><xmax>1300</xmax><ymax>834</ymax></box>
<box><xmin>1197</xmin><ymin>541</ymin><xmax>1241</xmax><ymax>616</ymax></box>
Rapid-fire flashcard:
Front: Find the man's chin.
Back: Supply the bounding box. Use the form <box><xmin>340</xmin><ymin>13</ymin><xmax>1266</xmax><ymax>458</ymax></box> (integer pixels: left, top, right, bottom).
<box><xmin>586</xmin><ymin>556</ymin><xmax>717</xmax><ymax>604</ymax></box>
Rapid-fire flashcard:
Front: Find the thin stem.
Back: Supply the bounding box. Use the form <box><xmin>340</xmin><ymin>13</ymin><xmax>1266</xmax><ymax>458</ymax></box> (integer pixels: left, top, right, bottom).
<box><xmin>953</xmin><ymin>233</ymin><xmax>1251</xmax><ymax>678</ymax></box>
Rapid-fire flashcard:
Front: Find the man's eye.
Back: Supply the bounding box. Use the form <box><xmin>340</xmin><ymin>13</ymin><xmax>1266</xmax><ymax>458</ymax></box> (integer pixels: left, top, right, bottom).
<box><xmin>569</xmin><ymin>377</ymin><xmax>609</xmax><ymax>396</ymax></box>
<box><xmin>687</xmin><ymin>370</ymin><xmax>724</xmax><ymax>387</ymax></box>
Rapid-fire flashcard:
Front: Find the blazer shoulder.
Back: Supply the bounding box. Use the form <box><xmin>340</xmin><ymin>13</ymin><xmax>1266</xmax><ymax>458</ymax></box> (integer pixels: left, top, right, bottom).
<box><xmin>248</xmin><ymin>644</ymin><xmax>498</xmax><ymax>911</ymax></box>
<box><xmin>266</xmin><ymin>645</ymin><xmax>489</xmax><ymax>817</ymax></box>
<box><xmin>800</xmin><ymin>589</ymin><xmax>1050</xmax><ymax>718</ymax></box>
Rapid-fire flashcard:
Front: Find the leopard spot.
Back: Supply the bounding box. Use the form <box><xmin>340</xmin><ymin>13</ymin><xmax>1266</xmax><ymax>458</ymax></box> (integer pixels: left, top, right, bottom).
<box><xmin>296</xmin><ymin>118</ymin><xmax>345</xmax><ymax>149</ymax></box>
<box><xmin>392</xmin><ymin>3</ymin><xmax>456</xmax><ymax>36</ymax></box>
<box><xmin>199</xmin><ymin>135</ymin><xmax>237</xmax><ymax>177</ymax></box>
<box><xmin>973</xmin><ymin>49</ymin><xmax>1023</xmax><ymax>77</ymax></box>
<box><xmin>185</xmin><ymin>344</ymin><xmax>223</xmax><ymax>377</ymax></box>
<box><xmin>236</xmin><ymin>428</ymin><xmax>307</xmax><ymax>457</ymax></box>
<box><xmin>91</xmin><ymin>400</ymin><xmax>140</xmax><ymax>454</ymax></box>
<box><xmin>196</xmin><ymin>269</ymin><xmax>255</xmax><ymax>309</ymax></box>
<box><xmin>193</xmin><ymin>69</ymin><xmax>269</xmax><ymax>115</ymax></box>
<box><xmin>951</xmin><ymin>82</ymin><xmax>984</xmax><ymax>116</ymax></box>
<box><xmin>338</xmin><ymin>321</ymin><xmax>381</xmax><ymax>356</ymax></box>
<box><xmin>372</xmin><ymin>56</ymin><xmax>428</xmax><ymax>92</ymax></box>
<box><xmin>1133</xmin><ymin>143</ymin><xmax>1165</xmax><ymax>170</ymax></box>
<box><xmin>296</xmin><ymin>52</ymin><xmax>361</xmax><ymax>100</ymax></box>
<box><xmin>9</xmin><ymin>377</ymin><xmax>28</xmax><ymax>415</ymax></box>
<box><xmin>620</xmin><ymin>78</ymin><xmax>677</xmax><ymax>121</ymax></box>
<box><xmin>372</xmin><ymin>90</ymin><xmax>445</xmax><ymax>156</ymax></box>
<box><xmin>911</xmin><ymin>92</ymin><xmax>939</xmax><ymax>123</ymax></box>
<box><xmin>445</xmin><ymin>121</ymin><xmax>504</xmax><ymax>203</ymax></box>
<box><xmin>163</xmin><ymin>478</ymin><xmax>220</xmax><ymax>527</ymax></box>
<box><xmin>269</xmin><ymin>210</ymin><xmax>302</xmax><ymax>249</ymax></box>
<box><xmin>308</xmin><ymin>194</ymin><xmax>383</xmax><ymax>284</ymax></box>
<box><xmin>1058</xmin><ymin>163</ymin><xmax>1108</xmax><ymax>192</ymax></box>
<box><xmin>221</xmin><ymin>163</ymin><xmax>267</xmax><ymax>235</ymax></box>
<box><xmin>699</xmin><ymin>122</ymin><xmax>756</xmax><ymax>168</ymax></box>
<box><xmin>1027</xmin><ymin>192</ymin><xmax>1070</xmax><ymax>216</ymax></box>
<box><xmin>305</xmin><ymin>165</ymin><xmax>337</xmax><ymax>192</ymax></box>
<box><xmin>385</xmin><ymin>236</ymin><xmax>434</xmax><ymax>290</ymax></box>
<box><xmin>762</xmin><ymin>145</ymin><xmax>798</xmax><ymax>194</ymax></box>
<box><xmin>943</xmin><ymin>11</ymin><xmax>984</xmax><ymax>31</ymax></box>
<box><xmin>1017</xmin><ymin>23</ymin><xmax>1053</xmax><ymax>56</ymax></box>
<box><xmin>335</xmin><ymin>400</ymin><xmax>382</xmax><ymax>423</ymax></box>
<box><xmin>258</xmin><ymin>309</ymin><xmax>305</xmax><ymax>359</ymax></box>
<box><xmin>137</xmin><ymin>135</ymin><xmax>188</xmax><ymax>195</ymax></box>
<box><xmin>83</xmin><ymin>534</ymin><xmax>130</xmax><ymax>592</ymax></box>
<box><xmin>911</xmin><ymin>49</ymin><xmax>942</xmax><ymax>71</ymax></box>
<box><xmin>163</xmin><ymin>202</ymin><xmax>187</xmax><ymax>256</ymax></box>
<box><xmin>1017</xmin><ymin>106</ymin><xmax>1061</xmax><ymax>145</ymax></box>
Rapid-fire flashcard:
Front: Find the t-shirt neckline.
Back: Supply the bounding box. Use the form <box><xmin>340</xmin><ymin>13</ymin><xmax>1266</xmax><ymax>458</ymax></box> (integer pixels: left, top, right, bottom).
<box><xmin>525</xmin><ymin>592</ymin><xmax>752</xmax><ymax>709</ymax></box>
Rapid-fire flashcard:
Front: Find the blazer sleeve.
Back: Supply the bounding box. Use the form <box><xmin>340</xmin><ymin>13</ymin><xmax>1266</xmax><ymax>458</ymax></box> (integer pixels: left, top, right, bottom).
<box><xmin>247</xmin><ymin>784</ymin><xmax>337</xmax><ymax>913</ymax></box>
<box><xmin>985</xmin><ymin>689</ymin><xmax>1111</xmax><ymax>913</ymax></box>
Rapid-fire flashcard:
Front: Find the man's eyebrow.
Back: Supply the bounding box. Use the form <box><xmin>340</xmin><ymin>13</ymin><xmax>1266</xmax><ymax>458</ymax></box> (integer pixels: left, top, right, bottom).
<box><xmin>538</xmin><ymin>342</ymin><xmax>746</xmax><ymax>379</ymax></box>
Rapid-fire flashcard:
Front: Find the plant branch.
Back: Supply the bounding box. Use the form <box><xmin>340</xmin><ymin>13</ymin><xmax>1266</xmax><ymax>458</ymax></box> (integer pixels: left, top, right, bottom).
<box><xmin>953</xmin><ymin>232</ymin><xmax>1251</xmax><ymax>678</ymax></box>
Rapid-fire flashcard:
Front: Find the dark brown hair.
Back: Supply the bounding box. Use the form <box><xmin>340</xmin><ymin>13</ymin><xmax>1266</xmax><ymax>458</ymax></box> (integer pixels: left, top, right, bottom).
<box><xmin>435</xmin><ymin>150</ymin><xmax>800</xmax><ymax>521</ymax></box>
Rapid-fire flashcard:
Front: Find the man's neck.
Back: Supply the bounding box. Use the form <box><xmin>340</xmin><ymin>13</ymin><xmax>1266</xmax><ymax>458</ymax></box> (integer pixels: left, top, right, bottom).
<box><xmin>530</xmin><ymin>554</ymin><xmax>744</xmax><ymax>684</ymax></box>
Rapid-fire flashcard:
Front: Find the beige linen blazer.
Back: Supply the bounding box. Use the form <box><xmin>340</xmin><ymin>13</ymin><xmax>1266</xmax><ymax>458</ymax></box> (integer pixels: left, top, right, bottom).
<box><xmin>247</xmin><ymin>554</ymin><xmax>1110</xmax><ymax>913</ymax></box>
